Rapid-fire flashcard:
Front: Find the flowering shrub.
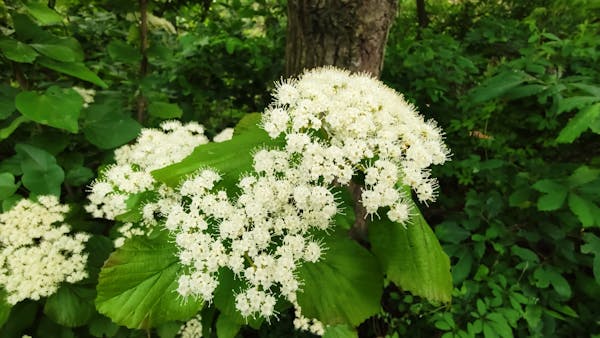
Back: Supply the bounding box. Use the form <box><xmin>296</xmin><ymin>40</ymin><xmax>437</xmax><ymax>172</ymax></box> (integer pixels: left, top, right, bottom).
<box><xmin>0</xmin><ymin>196</ymin><xmax>89</xmax><ymax>305</ymax></box>
<box><xmin>89</xmin><ymin>67</ymin><xmax>452</xmax><ymax>336</ymax></box>
<box><xmin>0</xmin><ymin>66</ymin><xmax>452</xmax><ymax>336</ymax></box>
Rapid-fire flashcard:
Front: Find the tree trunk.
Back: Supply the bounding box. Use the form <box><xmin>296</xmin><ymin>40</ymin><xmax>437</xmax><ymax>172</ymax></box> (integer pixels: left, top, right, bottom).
<box><xmin>285</xmin><ymin>0</ymin><xmax>398</xmax><ymax>241</ymax></box>
<box><xmin>285</xmin><ymin>0</ymin><xmax>398</xmax><ymax>78</ymax></box>
<box><xmin>416</xmin><ymin>0</ymin><xmax>429</xmax><ymax>29</ymax></box>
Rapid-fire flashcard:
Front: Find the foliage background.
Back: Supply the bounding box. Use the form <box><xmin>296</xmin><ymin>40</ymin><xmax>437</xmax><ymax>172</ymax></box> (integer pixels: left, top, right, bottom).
<box><xmin>0</xmin><ymin>0</ymin><xmax>599</xmax><ymax>337</ymax></box>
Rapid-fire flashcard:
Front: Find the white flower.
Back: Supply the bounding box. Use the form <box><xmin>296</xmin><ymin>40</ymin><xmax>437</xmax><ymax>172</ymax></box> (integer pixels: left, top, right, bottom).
<box><xmin>86</xmin><ymin>121</ymin><xmax>210</xmax><ymax>244</ymax></box>
<box><xmin>0</xmin><ymin>196</ymin><xmax>89</xmax><ymax>304</ymax></box>
<box><xmin>213</xmin><ymin>128</ymin><xmax>234</xmax><ymax>143</ymax></box>
<box><xmin>178</xmin><ymin>314</ymin><xmax>202</xmax><ymax>338</ymax></box>
<box><xmin>263</xmin><ymin>66</ymin><xmax>450</xmax><ymax>220</ymax></box>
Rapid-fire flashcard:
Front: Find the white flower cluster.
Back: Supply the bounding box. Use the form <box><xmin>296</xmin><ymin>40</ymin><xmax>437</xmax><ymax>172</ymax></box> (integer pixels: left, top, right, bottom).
<box><xmin>160</xmin><ymin>149</ymin><xmax>334</xmax><ymax>335</ymax></box>
<box><xmin>178</xmin><ymin>314</ymin><xmax>203</xmax><ymax>338</ymax></box>
<box><xmin>86</xmin><ymin>120</ymin><xmax>209</xmax><ymax>220</ymax></box>
<box><xmin>0</xmin><ymin>196</ymin><xmax>89</xmax><ymax>305</ymax></box>
<box><xmin>262</xmin><ymin>67</ymin><xmax>450</xmax><ymax>221</ymax></box>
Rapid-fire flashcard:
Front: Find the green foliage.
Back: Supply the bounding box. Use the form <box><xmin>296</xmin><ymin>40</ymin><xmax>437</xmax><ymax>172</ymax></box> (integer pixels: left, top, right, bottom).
<box><xmin>370</xmin><ymin>208</ymin><xmax>452</xmax><ymax>303</ymax></box>
<box><xmin>153</xmin><ymin>113</ymin><xmax>283</xmax><ymax>190</ymax></box>
<box><xmin>1</xmin><ymin>0</ymin><xmax>597</xmax><ymax>336</ymax></box>
<box><xmin>95</xmin><ymin>230</ymin><xmax>203</xmax><ymax>329</ymax></box>
<box><xmin>297</xmin><ymin>234</ymin><xmax>383</xmax><ymax>326</ymax></box>
<box><xmin>380</xmin><ymin>0</ymin><xmax>600</xmax><ymax>336</ymax></box>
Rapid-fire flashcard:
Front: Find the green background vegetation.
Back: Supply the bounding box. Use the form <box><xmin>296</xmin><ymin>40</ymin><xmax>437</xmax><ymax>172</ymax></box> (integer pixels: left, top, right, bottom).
<box><xmin>0</xmin><ymin>0</ymin><xmax>599</xmax><ymax>337</ymax></box>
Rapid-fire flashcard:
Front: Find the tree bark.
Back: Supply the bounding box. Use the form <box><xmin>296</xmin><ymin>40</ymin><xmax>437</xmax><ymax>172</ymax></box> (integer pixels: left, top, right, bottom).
<box><xmin>416</xmin><ymin>0</ymin><xmax>429</xmax><ymax>29</ymax></box>
<box><xmin>285</xmin><ymin>0</ymin><xmax>398</xmax><ymax>78</ymax></box>
<box><xmin>285</xmin><ymin>0</ymin><xmax>398</xmax><ymax>242</ymax></box>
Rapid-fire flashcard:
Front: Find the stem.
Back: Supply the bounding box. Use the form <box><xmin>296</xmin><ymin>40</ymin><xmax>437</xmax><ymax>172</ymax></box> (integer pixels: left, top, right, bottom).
<box><xmin>348</xmin><ymin>181</ymin><xmax>369</xmax><ymax>243</ymax></box>
<box><xmin>137</xmin><ymin>0</ymin><xmax>149</xmax><ymax>123</ymax></box>
<box><xmin>12</xmin><ymin>62</ymin><xmax>29</xmax><ymax>90</ymax></box>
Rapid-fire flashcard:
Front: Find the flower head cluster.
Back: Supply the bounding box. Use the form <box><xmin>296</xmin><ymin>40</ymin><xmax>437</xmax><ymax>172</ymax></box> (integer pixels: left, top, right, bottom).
<box><xmin>262</xmin><ymin>67</ymin><xmax>450</xmax><ymax>221</ymax></box>
<box><xmin>160</xmin><ymin>149</ymin><xmax>336</xmax><ymax>330</ymax></box>
<box><xmin>178</xmin><ymin>314</ymin><xmax>203</xmax><ymax>338</ymax></box>
<box><xmin>0</xmin><ymin>196</ymin><xmax>89</xmax><ymax>304</ymax></box>
<box><xmin>86</xmin><ymin>121</ymin><xmax>209</xmax><ymax>221</ymax></box>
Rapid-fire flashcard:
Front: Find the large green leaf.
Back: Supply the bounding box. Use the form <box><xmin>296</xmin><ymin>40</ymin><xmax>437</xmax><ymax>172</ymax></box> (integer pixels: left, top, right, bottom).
<box><xmin>556</xmin><ymin>103</ymin><xmax>600</xmax><ymax>143</ymax></box>
<box><xmin>15</xmin><ymin>143</ymin><xmax>64</xmax><ymax>196</ymax></box>
<box><xmin>296</xmin><ymin>234</ymin><xmax>383</xmax><ymax>326</ymax></box>
<box><xmin>369</xmin><ymin>207</ymin><xmax>452</xmax><ymax>303</ymax></box>
<box><xmin>95</xmin><ymin>231</ymin><xmax>203</xmax><ymax>329</ymax></box>
<box><xmin>31</xmin><ymin>43</ymin><xmax>77</xmax><ymax>62</ymax></box>
<box><xmin>37</xmin><ymin>57</ymin><xmax>108</xmax><ymax>88</ymax></box>
<box><xmin>0</xmin><ymin>172</ymin><xmax>19</xmax><ymax>200</ymax></box>
<box><xmin>44</xmin><ymin>285</ymin><xmax>95</xmax><ymax>327</ymax></box>
<box><xmin>323</xmin><ymin>325</ymin><xmax>358</xmax><ymax>338</ymax></box>
<box><xmin>153</xmin><ymin>113</ymin><xmax>283</xmax><ymax>190</ymax></box>
<box><xmin>469</xmin><ymin>71</ymin><xmax>530</xmax><ymax>104</ymax></box>
<box><xmin>0</xmin><ymin>38</ymin><xmax>38</xmax><ymax>63</ymax></box>
<box><xmin>148</xmin><ymin>101</ymin><xmax>183</xmax><ymax>119</ymax></box>
<box><xmin>16</xmin><ymin>86</ymin><xmax>83</xmax><ymax>133</ymax></box>
<box><xmin>216</xmin><ymin>313</ymin><xmax>242</xmax><ymax>338</ymax></box>
<box><xmin>24</xmin><ymin>2</ymin><xmax>63</xmax><ymax>25</ymax></box>
<box><xmin>81</xmin><ymin>93</ymin><xmax>141</xmax><ymax>149</ymax></box>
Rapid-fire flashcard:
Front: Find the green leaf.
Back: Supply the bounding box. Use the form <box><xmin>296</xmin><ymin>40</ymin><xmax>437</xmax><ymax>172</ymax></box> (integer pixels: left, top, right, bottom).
<box><xmin>31</xmin><ymin>43</ymin><xmax>77</xmax><ymax>62</ymax></box>
<box><xmin>24</xmin><ymin>1</ymin><xmax>63</xmax><ymax>25</ymax></box>
<box><xmin>556</xmin><ymin>103</ymin><xmax>600</xmax><ymax>143</ymax></box>
<box><xmin>0</xmin><ymin>172</ymin><xmax>18</xmax><ymax>200</ymax></box>
<box><xmin>0</xmin><ymin>301</ymin><xmax>38</xmax><ymax>337</ymax></box>
<box><xmin>213</xmin><ymin>269</ymin><xmax>263</xmax><ymax>328</ymax></box>
<box><xmin>486</xmin><ymin>313</ymin><xmax>513</xmax><ymax>338</ymax></box>
<box><xmin>44</xmin><ymin>285</ymin><xmax>95</xmax><ymax>327</ymax></box>
<box><xmin>88</xmin><ymin>314</ymin><xmax>120</xmax><ymax>338</ymax></box>
<box><xmin>0</xmin><ymin>85</ymin><xmax>18</xmax><ymax>119</ymax></box>
<box><xmin>95</xmin><ymin>231</ymin><xmax>203</xmax><ymax>329</ymax></box>
<box><xmin>0</xmin><ymin>38</ymin><xmax>38</xmax><ymax>63</ymax></box>
<box><xmin>107</xmin><ymin>40</ymin><xmax>139</xmax><ymax>63</ymax></box>
<box><xmin>470</xmin><ymin>71</ymin><xmax>529</xmax><ymax>104</ymax></box>
<box><xmin>81</xmin><ymin>93</ymin><xmax>141</xmax><ymax>149</ymax></box>
<box><xmin>323</xmin><ymin>324</ymin><xmax>358</xmax><ymax>338</ymax></box>
<box><xmin>15</xmin><ymin>143</ymin><xmax>64</xmax><ymax>196</ymax></box>
<box><xmin>16</xmin><ymin>86</ymin><xmax>83</xmax><ymax>133</ymax></box>
<box><xmin>216</xmin><ymin>313</ymin><xmax>242</xmax><ymax>338</ymax></box>
<box><xmin>0</xmin><ymin>289</ymin><xmax>11</xmax><ymax>328</ymax></box>
<box><xmin>581</xmin><ymin>233</ymin><xmax>600</xmax><ymax>284</ymax></box>
<box><xmin>296</xmin><ymin>233</ymin><xmax>383</xmax><ymax>326</ymax></box>
<box><xmin>65</xmin><ymin>165</ymin><xmax>94</xmax><ymax>186</ymax></box>
<box><xmin>556</xmin><ymin>96</ymin><xmax>600</xmax><ymax>115</ymax></box>
<box><xmin>369</xmin><ymin>206</ymin><xmax>453</xmax><ymax>303</ymax></box>
<box><xmin>435</xmin><ymin>222</ymin><xmax>470</xmax><ymax>244</ymax></box>
<box><xmin>148</xmin><ymin>101</ymin><xmax>183</xmax><ymax>119</ymax></box>
<box><xmin>570</xmin><ymin>83</ymin><xmax>600</xmax><ymax>97</ymax></box>
<box><xmin>153</xmin><ymin>113</ymin><xmax>283</xmax><ymax>190</ymax></box>
<box><xmin>503</xmin><ymin>84</ymin><xmax>547</xmax><ymax>100</ymax></box>
<box><xmin>532</xmin><ymin>179</ymin><xmax>568</xmax><ymax>211</ymax></box>
<box><xmin>568</xmin><ymin>166</ymin><xmax>600</xmax><ymax>188</ymax></box>
<box><xmin>0</xmin><ymin>116</ymin><xmax>30</xmax><ymax>141</ymax></box>
<box><xmin>533</xmin><ymin>266</ymin><xmax>572</xmax><ymax>298</ymax></box>
<box><xmin>37</xmin><ymin>57</ymin><xmax>108</xmax><ymax>88</ymax></box>
<box><xmin>12</xmin><ymin>13</ymin><xmax>49</xmax><ymax>41</ymax></box>
<box><xmin>568</xmin><ymin>193</ymin><xmax>599</xmax><ymax>227</ymax></box>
